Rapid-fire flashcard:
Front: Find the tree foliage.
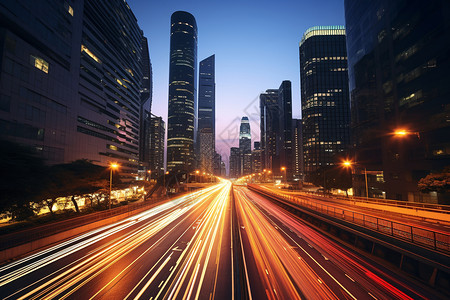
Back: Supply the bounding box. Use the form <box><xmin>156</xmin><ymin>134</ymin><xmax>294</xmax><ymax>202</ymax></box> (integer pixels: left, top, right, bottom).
<box><xmin>309</xmin><ymin>165</ymin><xmax>352</xmax><ymax>194</ymax></box>
<box><xmin>418</xmin><ymin>166</ymin><xmax>450</xmax><ymax>194</ymax></box>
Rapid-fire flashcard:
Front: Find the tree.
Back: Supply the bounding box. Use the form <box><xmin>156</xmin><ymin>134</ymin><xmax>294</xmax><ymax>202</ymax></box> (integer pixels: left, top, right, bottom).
<box><xmin>418</xmin><ymin>167</ymin><xmax>450</xmax><ymax>194</ymax></box>
<box><xmin>38</xmin><ymin>160</ymin><xmax>110</xmax><ymax>213</ymax></box>
<box><xmin>309</xmin><ymin>165</ymin><xmax>352</xmax><ymax>196</ymax></box>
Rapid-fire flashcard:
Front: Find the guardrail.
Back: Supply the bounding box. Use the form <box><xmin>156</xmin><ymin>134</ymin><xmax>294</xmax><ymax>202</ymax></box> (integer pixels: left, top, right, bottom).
<box><xmin>277</xmin><ymin>188</ymin><xmax>450</xmax><ymax>214</ymax></box>
<box><xmin>248</xmin><ymin>185</ymin><xmax>450</xmax><ymax>254</ymax></box>
<box><xmin>0</xmin><ymin>194</ymin><xmax>177</xmax><ymax>251</ymax></box>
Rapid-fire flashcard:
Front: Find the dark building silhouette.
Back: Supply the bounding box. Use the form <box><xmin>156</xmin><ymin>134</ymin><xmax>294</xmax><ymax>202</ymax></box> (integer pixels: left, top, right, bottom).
<box><xmin>149</xmin><ymin>115</ymin><xmax>165</xmax><ymax>180</ymax></box>
<box><xmin>260</xmin><ymin>89</ymin><xmax>280</xmax><ymax>173</ymax></box>
<box><xmin>299</xmin><ymin>26</ymin><xmax>350</xmax><ymax>181</ymax></box>
<box><xmin>345</xmin><ymin>0</ymin><xmax>450</xmax><ymax>202</ymax></box>
<box><xmin>0</xmin><ymin>0</ymin><xmax>147</xmax><ymax>178</ymax></box>
<box><xmin>229</xmin><ymin>147</ymin><xmax>241</xmax><ymax>179</ymax></box>
<box><xmin>139</xmin><ymin>37</ymin><xmax>152</xmax><ymax>170</ymax></box>
<box><xmin>167</xmin><ymin>11</ymin><xmax>197</xmax><ymax>173</ymax></box>
<box><xmin>278</xmin><ymin>81</ymin><xmax>293</xmax><ymax>180</ymax></box>
<box><xmin>252</xmin><ymin>141</ymin><xmax>262</xmax><ymax>174</ymax></box>
<box><xmin>197</xmin><ymin>54</ymin><xmax>215</xmax><ymax>172</ymax></box>
<box><xmin>292</xmin><ymin>119</ymin><xmax>303</xmax><ymax>181</ymax></box>
<box><xmin>260</xmin><ymin>81</ymin><xmax>293</xmax><ymax>180</ymax></box>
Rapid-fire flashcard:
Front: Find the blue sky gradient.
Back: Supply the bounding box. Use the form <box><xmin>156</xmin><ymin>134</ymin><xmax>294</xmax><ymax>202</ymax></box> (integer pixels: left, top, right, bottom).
<box><xmin>127</xmin><ymin>0</ymin><xmax>345</xmax><ymax>165</ymax></box>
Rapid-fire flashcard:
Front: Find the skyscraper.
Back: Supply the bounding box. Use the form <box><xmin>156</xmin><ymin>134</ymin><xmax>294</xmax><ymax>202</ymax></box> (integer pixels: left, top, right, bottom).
<box><xmin>0</xmin><ymin>0</ymin><xmax>147</xmax><ymax>179</ymax></box>
<box><xmin>197</xmin><ymin>55</ymin><xmax>215</xmax><ymax>172</ymax></box>
<box><xmin>167</xmin><ymin>11</ymin><xmax>197</xmax><ymax>173</ymax></box>
<box><xmin>229</xmin><ymin>147</ymin><xmax>241</xmax><ymax>179</ymax></box>
<box><xmin>149</xmin><ymin>115</ymin><xmax>165</xmax><ymax>179</ymax></box>
<box><xmin>345</xmin><ymin>0</ymin><xmax>450</xmax><ymax>202</ymax></box>
<box><xmin>259</xmin><ymin>81</ymin><xmax>293</xmax><ymax>179</ymax></box>
<box><xmin>239</xmin><ymin>116</ymin><xmax>252</xmax><ymax>176</ymax></box>
<box><xmin>260</xmin><ymin>89</ymin><xmax>279</xmax><ymax>172</ymax></box>
<box><xmin>292</xmin><ymin>119</ymin><xmax>303</xmax><ymax>181</ymax></box>
<box><xmin>299</xmin><ymin>26</ymin><xmax>350</xmax><ymax>181</ymax></box>
<box><xmin>139</xmin><ymin>36</ymin><xmax>152</xmax><ymax>170</ymax></box>
<box><xmin>278</xmin><ymin>81</ymin><xmax>293</xmax><ymax>180</ymax></box>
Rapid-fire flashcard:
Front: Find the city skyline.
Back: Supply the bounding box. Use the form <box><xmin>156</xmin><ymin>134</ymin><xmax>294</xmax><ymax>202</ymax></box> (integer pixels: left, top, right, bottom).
<box><xmin>127</xmin><ymin>0</ymin><xmax>345</xmax><ymax>161</ymax></box>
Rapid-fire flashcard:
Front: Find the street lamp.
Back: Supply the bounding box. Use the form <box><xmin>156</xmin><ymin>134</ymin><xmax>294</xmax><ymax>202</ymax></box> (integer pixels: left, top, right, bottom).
<box><xmin>163</xmin><ymin>171</ymin><xmax>169</xmax><ymax>196</ymax></box>
<box><xmin>147</xmin><ymin>170</ymin><xmax>151</xmax><ymax>181</ymax></box>
<box><xmin>393</xmin><ymin>128</ymin><xmax>420</xmax><ymax>139</ymax></box>
<box><xmin>342</xmin><ymin>160</ymin><xmax>368</xmax><ymax>200</ymax></box>
<box><xmin>281</xmin><ymin>166</ymin><xmax>286</xmax><ymax>183</ymax></box>
<box><xmin>109</xmin><ymin>163</ymin><xmax>119</xmax><ymax>209</ymax></box>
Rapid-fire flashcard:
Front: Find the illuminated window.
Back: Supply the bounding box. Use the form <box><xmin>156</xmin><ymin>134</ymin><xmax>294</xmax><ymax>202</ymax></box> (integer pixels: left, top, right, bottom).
<box><xmin>68</xmin><ymin>5</ymin><xmax>73</xmax><ymax>16</ymax></box>
<box><xmin>30</xmin><ymin>55</ymin><xmax>49</xmax><ymax>73</ymax></box>
<box><xmin>81</xmin><ymin>45</ymin><xmax>101</xmax><ymax>63</ymax></box>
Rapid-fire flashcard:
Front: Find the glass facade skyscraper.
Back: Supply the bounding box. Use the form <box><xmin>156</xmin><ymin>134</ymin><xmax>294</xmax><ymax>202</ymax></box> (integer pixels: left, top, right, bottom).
<box><xmin>0</xmin><ymin>0</ymin><xmax>147</xmax><ymax>179</ymax></box>
<box><xmin>299</xmin><ymin>26</ymin><xmax>350</xmax><ymax>181</ymax></box>
<box><xmin>197</xmin><ymin>54</ymin><xmax>215</xmax><ymax>172</ymax></box>
<box><xmin>259</xmin><ymin>81</ymin><xmax>293</xmax><ymax>179</ymax></box>
<box><xmin>167</xmin><ymin>11</ymin><xmax>197</xmax><ymax>173</ymax></box>
<box><xmin>345</xmin><ymin>0</ymin><xmax>450</xmax><ymax>202</ymax></box>
<box><xmin>239</xmin><ymin>116</ymin><xmax>251</xmax><ymax>176</ymax></box>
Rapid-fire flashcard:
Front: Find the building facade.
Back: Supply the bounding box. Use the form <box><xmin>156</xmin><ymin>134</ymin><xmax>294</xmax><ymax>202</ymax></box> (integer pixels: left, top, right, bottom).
<box><xmin>139</xmin><ymin>36</ymin><xmax>152</xmax><ymax>170</ymax></box>
<box><xmin>299</xmin><ymin>26</ymin><xmax>351</xmax><ymax>181</ymax></box>
<box><xmin>259</xmin><ymin>81</ymin><xmax>294</xmax><ymax>179</ymax></box>
<box><xmin>167</xmin><ymin>11</ymin><xmax>197</xmax><ymax>173</ymax></box>
<box><xmin>345</xmin><ymin>0</ymin><xmax>450</xmax><ymax>202</ymax></box>
<box><xmin>197</xmin><ymin>54</ymin><xmax>215</xmax><ymax>172</ymax></box>
<box><xmin>0</xmin><ymin>0</ymin><xmax>147</xmax><ymax>179</ymax></box>
<box><xmin>229</xmin><ymin>147</ymin><xmax>241</xmax><ymax>179</ymax></box>
<box><xmin>239</xmin><ymin>116</ymin><xmax>252</xmax><ymax>176</ymax></box>
<box><xmin>292</xmin><ymin>119</ymin><xmax>303</xmax><ymax>181</ymax></box>
<box><xmin>149</xmin><ymin>115</ymin><xmax>165</xmax><ymax>179</ymax></box>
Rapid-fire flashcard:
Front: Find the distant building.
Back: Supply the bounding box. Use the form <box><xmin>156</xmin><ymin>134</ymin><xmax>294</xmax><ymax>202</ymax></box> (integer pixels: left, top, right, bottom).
<box><xmin>260</xmin><ymin>81</ymin><xmax>293</xmax><ymax>179</ymax></box>
<box><xmin>345</xmin><ymin>0</ymin><xmax>450</xmax><ymax>202</ymax></box>
<box><xmin>299</xmin><ymin>26</ymin><xmax>350</xmax><ymax>181</ymax></box>
<box><xmin>139</xmin><ymin>36</ymin><xmax>152</xmax><ymax>170</ymax></box>
<box><xmin>149</xmin><ymin>115</ymin><xmax>165</xmax><ymax>179</ymax></box>
<box><xmin>197</xmin><ymin>55</ymin><xmax>215</xmax><ymax>171</ymax></box>
<box><xmin>167</xmin><ymin>11</ymin><xmax>197</xmax><ymax>173</ymax></box>
<box><xmin>254</xmin><ymin>141</ymin><xmax>260</xmax><ymax>151</ymax></box>
<box><xmin>199</xmin><ymin>128</ymin><xmax>213</xmax><ymax>173</ymax></box>
<box><xmin>229</xmin><ymin>147</ymin><xmax>241</xmax><ymax>179</ymax></box>
<box><xmin>0</xmin><ymin>0</ymin><xmax>147</xmax><ymax>179</ymax></box>
<box><xmin>292</xmin><ymin>119</ymin><xmax>303</xmax><ymax>180</ymax></box>
<box><xmin>220</xmin><ymin>161</ymin><xmax>226</xmax><ymax>177</ymax></box>
<box><xmin>260</xmin><ymin>89</ymin><xmax>279</xmax><ymax>173</ymax></box>
<box><xmin>239</xmin><ymin>116</ymin><xmax>252</xmax><ymax>176</ymax></box>
<box><xmin>213</xmin><ymin>152</ymin><xmax>222</xmax><ymax>176</ymax></box>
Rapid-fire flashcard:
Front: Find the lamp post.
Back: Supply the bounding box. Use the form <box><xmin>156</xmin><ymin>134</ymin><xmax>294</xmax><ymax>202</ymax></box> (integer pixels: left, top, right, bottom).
<box><xmin>393</xmin><ymin>129</ymin><xmax>420</xmax><ymax>139</ymax></box>
<box><xmin>281</xmin><ymin>166</ymin><xmax>286</xmax><ymax>183</ymax></box>
<box><xmin>163</xmin><ymin>171</ymin><xmax>169</xmax><ymax>196</ymax></box>
<box><xmin>342</xmin><ymin>160</ymin><xmax>368</xmax><ymax>200</ymax></box>
<box><xmin>147</xmin><ymin>170</ymin><xmax>151</xmax><ymax>181</ymax></box>
<box><xmin>109</xmin><ymin>163</ymin><xmax>119</xmax><ymax>209</ymax></box>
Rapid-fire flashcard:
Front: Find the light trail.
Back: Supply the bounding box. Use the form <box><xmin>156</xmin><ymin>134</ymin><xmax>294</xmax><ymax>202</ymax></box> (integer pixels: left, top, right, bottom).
<box><xmin>0</xmin><ymin>181</ymin><xmax>232</xmax><ymax>300</ymax></box>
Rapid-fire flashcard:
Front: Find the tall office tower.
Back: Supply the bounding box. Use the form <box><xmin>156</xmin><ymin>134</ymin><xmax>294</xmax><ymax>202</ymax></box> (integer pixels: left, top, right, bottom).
<box><xmin>251</xmin><ymin>141</ymin><xmax>262</xmax><ymax>174</ymax></box>
<box><xmin>278</xmin><ymin>81</ymin><xmax>293</xmax><ymax>180</ymax></box>
<box><xmin>197</xmin><ymin>54</ymin><xmax>215</xmax><ymax>171</ymax></box>
<box><xmin>239</xmin><ymin>116</ymin><xmax>252</xmax><ymax>175</ymax></box>
<box><xmin>167</xmin><ymin>11</ymin><xmax>197</xmax><ymax>173</ymax></box>
<box><xmin>229</xmin><ymin>147</ymin><xmax>241</xmax><ymax>179</ymax></box>
<box><xmin>149</xmin><ymin>115</ymin><xmax>165</xmax><ymax>179</ymax></box>
<box><xmin>0</xmin><ymin>0</ymin><xmax>146</xmax><ymax>179</ymax></box>
<box><xmin>299</xmin><ymin>26</ymin><xmax>350</xmax><ymax>181</ymax></box>
<box><xmin>260</xmin><ymin>81</ymin><xmax>293</xmax><ymax>179</ymax></box>
<box><xmin>345</xmin><ymin>0</ymin><xmax>450</xmax><ymax>202</ymax></box>
<box><xmin>220</xmin><ymin>161</ymin><xmax>226</xmax><ymax>177</ymax></box>
<box><xmin>139</xmin><ymin>36</ymin><xmax>152</xmax><ymax>169</ymax></box>
<box><xmin>213</xmin><ymin>152</ymin><xmax>222</xmax><ymax>176</ymax></box>
<box><xmin>292</xmin><ymin>119</ymin><xmax>303</xmax><ymax>181</ymax></box>
<box><xmin>260</xmin><ymin>89</ymin><xmax>279</xmax><ymax>172</ymax></box>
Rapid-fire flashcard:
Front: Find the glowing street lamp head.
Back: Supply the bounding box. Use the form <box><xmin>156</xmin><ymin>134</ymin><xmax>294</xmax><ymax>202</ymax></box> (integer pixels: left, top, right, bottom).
<box><xmin>394</xmin><ymin>129</ymin><xmax>408</xmax><ymax>136</ymax></box>
<box><xmin>281</xmin><ymin>166</ymin><xmax>286</xmax><ymax>171</ymax></box>
<box><xmin>165</xmin><ymin>171</ymin><xmax>169</xmax><ymax>175</ymax></box>
<box><xmin>342</xmin><ymin>160</ymin><xmax>353</xmax><ymax>168</ymax></box>
<box><xmin>110</xmin><ymin>163</ymin><xmax>119</xmax><ymax>170</ymax></box>
<box><xmin>196</xmin><ymin>170</ymin><xmax>200</xmax><ymax>174</ymax></box>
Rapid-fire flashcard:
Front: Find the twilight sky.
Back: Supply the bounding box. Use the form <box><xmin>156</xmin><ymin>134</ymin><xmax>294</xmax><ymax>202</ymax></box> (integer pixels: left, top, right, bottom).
<box><xmin>127</xmin><ymin>0</ymin><xmax>345</xmax><ymax>167</ymax></box>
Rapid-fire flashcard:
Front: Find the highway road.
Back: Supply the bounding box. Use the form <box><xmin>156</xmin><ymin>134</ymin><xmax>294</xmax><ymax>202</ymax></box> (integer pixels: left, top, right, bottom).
<box><xmin>234</xmin><ymin>186</ymin><xmax>438</xmax><ymax>300</ymax></box>
<box><xmin>0</xmin><ymin>181</ymin><xmax>233</xmax><ymax>300</ymax></box>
